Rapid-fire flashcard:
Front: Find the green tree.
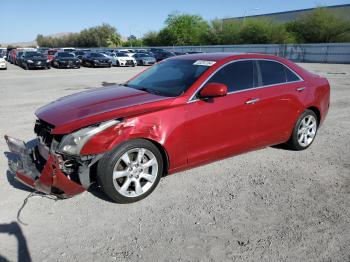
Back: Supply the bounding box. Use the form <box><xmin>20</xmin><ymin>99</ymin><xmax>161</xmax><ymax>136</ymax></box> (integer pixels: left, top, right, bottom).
<box><xmin>286</xmin><ymin>8</ymin><xmax>350</xmax><ymax>43</ymax></box>
<box><xmin>206</xmin><ymin>19</ymin><xmax>241</xmax><ymax>44</ymax></box>
<box><xmin>36</xmin><ymin>23</ymin><xmax>121</xmax><ymax>47</ymax></box>
<box><xmin>159</xmin><ymin>13</ymin><xmax>210</xmax><ymax>46</ymax></box>
<box><xmin>238</xmin><ymin>18</ymin><xmax>295</xmax><ymax>44</ymax></box>
<box><xmin>143</xmin><ymin>31</ymin><xmax>160</xmax><ymax>46</ymax></box>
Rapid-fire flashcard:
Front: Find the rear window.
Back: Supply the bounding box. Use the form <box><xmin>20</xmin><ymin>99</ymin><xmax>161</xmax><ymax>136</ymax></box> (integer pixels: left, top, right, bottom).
<box><xmin>258</xmin><ymin>60</ymin><xmax>300</xmax><ymax>86</ymax></box>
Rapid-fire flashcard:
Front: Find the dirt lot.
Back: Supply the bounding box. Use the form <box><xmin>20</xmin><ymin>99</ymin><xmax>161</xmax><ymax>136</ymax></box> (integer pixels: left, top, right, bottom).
<box><xmin>0</xmin><ymin>63</ymin><xmax>349</xmax><ymax>262</ymax></box>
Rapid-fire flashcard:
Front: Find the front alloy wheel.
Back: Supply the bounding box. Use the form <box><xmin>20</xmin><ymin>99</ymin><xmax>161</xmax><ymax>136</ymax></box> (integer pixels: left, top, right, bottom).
<box><xmin>97</xmin><ymin>139</ymin><xmax>163</xmax><ymax>203</ymax></box>
<box><xmin>113</xmin><ymin>148</ymin><xmax>158</xmax><ymax>197</ymax></box>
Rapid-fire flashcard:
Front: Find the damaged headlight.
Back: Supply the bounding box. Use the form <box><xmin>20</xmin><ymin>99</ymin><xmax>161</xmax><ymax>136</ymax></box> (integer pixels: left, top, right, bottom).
<box><xmin>57</xmin><ymin>119</ymin><xmax>120</xmax><ymax>155</ymax></box>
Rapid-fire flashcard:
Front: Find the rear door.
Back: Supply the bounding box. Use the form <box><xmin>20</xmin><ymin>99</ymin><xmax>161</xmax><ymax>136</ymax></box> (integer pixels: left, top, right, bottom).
<box><xmin>185</xmin><ymin>60</ymin><xmax>262</xmax><ymax>165</ymax></box>
<box><xmin>251</xmin><ymin>59</ymin><xmax>306</xmax><ymax>147</ymax></box>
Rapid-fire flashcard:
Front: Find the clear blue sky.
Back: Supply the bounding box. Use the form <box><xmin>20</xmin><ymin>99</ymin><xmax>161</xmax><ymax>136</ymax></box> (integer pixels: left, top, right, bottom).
<box><xmin>1</xmin><ymin>0</ymin><xmax>349</xmax><ymax>43</ymax></box>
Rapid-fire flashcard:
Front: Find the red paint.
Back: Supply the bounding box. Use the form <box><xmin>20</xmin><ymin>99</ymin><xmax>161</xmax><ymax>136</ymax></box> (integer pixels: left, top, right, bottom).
<box><xmin>47</xmin><ymin>49</ymin><xmax>58</xmax><ymax>61</ymax></box>
<box><xmin>16</xmin><ymin>172</ymin><xmax>35</xmax><ymax>187</ymax></box>
<box><xmin>20</xmin><ymin>53</ymin><xmax>330</xmax><ymax>197</ymax></box>
<box><xmin>199</xmin><ymin>82</ymin><xmax>228</xmax><ymax>98</ymax></box>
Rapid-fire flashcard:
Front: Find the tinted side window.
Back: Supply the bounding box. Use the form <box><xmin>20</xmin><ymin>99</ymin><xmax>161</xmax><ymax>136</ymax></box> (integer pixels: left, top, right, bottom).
<box><xmin>285</xmin><ymin>67</ymin><xmax>300</xmax><ymax>82</ymax></box>
<box><xmin>208</xmin><ymin>61</ymin><xmax>256</xmax><ymax>92</ymax></box>
<box><xmin>258</xmin><ymin>60</ymin><xmax>301</xmax><ymax>86</ymax></box>
<box><xmin>259</xmin><ymin>60</ymin><xmax>287</xmax><ymax>85</ymax></box>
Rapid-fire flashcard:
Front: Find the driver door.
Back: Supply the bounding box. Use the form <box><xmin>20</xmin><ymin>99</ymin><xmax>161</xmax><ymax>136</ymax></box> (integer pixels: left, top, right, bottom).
<box><xmin>185</xmin><ymin>60</ymin><xmax>262</xmax><ymax>165</ymax></box>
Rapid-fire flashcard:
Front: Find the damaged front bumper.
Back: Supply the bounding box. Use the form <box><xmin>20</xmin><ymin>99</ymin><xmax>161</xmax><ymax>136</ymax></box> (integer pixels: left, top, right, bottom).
<box><xmin>5</xmin><ymin>135</ymin><xmax>90</xmax><ymax>198</ymax></box>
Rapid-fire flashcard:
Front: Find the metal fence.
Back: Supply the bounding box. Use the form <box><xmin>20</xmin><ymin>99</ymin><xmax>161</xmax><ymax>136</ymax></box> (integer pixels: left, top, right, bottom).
<box><xmin>155</xmin><ymin>43</ymin><xmax>350</xmax><ymax>64</ymax></box>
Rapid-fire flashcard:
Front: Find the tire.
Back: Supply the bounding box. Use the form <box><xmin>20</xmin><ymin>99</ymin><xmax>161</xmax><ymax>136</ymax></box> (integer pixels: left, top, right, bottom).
<box><xmin>116</xmin><ymin>61</ymin><xmax>120</xmax><ymax>67</ymax></box>
<box><xmin>286</xmin><ymin>109</ymin><xmax>318</xmax><ymax>151</ymax></box>
<box><xmin>97</xmin><ymin>139</ymin><xmax>163</xmax><ymax>203</ymax></box>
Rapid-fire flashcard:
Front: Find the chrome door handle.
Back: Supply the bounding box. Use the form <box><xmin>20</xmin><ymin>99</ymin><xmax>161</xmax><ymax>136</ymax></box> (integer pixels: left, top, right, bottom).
<box><xmin>245</xmin><ymin>98</ymin><xmax>260</xmax><ymax>104</ymax></box>
<box><xmin>296</xmin><ymin>87</ymin><xmax>305</xmax><ymax>91</ymax></box>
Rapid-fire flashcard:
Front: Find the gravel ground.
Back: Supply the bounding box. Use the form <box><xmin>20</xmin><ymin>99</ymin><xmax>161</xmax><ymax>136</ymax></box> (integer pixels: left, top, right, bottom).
<box><xmin>0</xmin><ymin>63</ymin><xmax>349</xmax><ymax>262</ymax></box>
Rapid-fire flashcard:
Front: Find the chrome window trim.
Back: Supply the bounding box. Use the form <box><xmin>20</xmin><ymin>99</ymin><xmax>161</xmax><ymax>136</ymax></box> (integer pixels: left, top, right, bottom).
<box><xmin>188</xmin><ymin>58</ymin><xmax>304</xmax><ymax>103</ymax></box>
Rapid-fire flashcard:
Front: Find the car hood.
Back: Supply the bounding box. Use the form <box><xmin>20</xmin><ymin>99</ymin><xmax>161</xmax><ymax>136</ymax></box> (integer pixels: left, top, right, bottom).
<box><xmin>35</xmin><ymin>85</ymin><xmax>172</xmax><ymax>134</ymax></box>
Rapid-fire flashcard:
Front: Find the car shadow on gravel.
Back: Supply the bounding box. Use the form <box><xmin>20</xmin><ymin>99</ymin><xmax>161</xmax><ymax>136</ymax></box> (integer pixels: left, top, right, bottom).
<box><xmin>87</xmin><ymin>184</ymin><xmax>116</xmax><ymax>203</ymax></box>
<box><xmin>271</xmin><ymin>144</ymin><xmax>294</xmax><ymax>150</ymax></box>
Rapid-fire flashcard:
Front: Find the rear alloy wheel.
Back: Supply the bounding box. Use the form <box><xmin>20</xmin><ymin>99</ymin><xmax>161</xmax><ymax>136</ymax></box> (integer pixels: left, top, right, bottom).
<box><xmin>287</xmin><ymin>109</ymin><xmax>318</xmax><ymax>150</ymax></box>
<box><xmin>97</xmin><ymin>139</ymin><xmax>163</xmax><ymax>203</ymax></box>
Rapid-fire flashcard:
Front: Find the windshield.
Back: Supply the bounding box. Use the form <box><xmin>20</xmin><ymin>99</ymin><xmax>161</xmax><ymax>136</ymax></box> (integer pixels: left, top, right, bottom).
<box><xmin>57</xmin><ymin>52</ymin><xmax>75</xmax><ymax>58</ymax></box>
<box><xmin>126</xmin><ymin>59</ymin><xmax>210</xmax><ymax>97</ymax></box>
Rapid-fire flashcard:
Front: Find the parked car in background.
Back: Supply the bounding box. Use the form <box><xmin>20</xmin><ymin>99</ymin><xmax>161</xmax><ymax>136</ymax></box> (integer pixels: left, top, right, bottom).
<box><xmin>51</xmin><ymin>52</ymin><xmax>80</xmax><ymax>69</ymax></box>
<box><xmin>153</xmin><ymin>51</ymin><xmax>176</xmax><ymax>62</ymax></box>
<box><xmin>174</xmin><ymin>51</ymin><xmax>186</xmax><ymax>56</ymax></box>
<box><xmin>82</xmin><ymin>52</ymin><xmax>112</xmax><ymax>67</ymax></box>
<box><xmin>117</xmin><ymin>49</ymin><xmax>136</xmax><ymax>57</ymax></box>
<box><xmin>7</xmin><ymin>50</ymin><xmax>14</xmax><ymax>63</ymax></box>
<box><xmin>114</xmin><ymin>52</ymin><xmax>137</xmax><ymax>67</ymax></box>
<box><xmin>60</xmin><ymin>47</ymin><xmax>76</xmax><ymax>53</ymax></box>
<box><xmin>0</xmin><ymin>57</ymin><xmax>7</xmax><ymax>70</ymax></box>
<box><xmin>47</xmin><ymin>49</ymin><xmax>58</xmax><ymax>62</ymax></box>
<box><xmin>133</xmin><ymin>53</ymin><xmax>156</xmax><ymax>66</ymax></box>
<box><xmin>20</xmin><ymin>51</ymin><xmax>50</xmax><ymax>70</ymax></box>
<box><xmin>37</xmin><ymin>47</ymin><xmax>50</xmax><ymax>54</ymax></box>
<box><xmin>102</xmin><ymin>52</ymin><xmax>123</xmax><ymax>66</ymax></box>
<box><xmin>0</xmin><ymin>49</ymin><xmax>6</xmax><ymax>59</ymax></box>
<box><xmin>73</xmin><ymin>51</ymin><xmax>86</xmax><ymax>60</ymax></box>
<box><xmin>14</xmin><ymin>51</ymin><xmax>25</xmax><ymax>66</ymax></box>
<box><xmin>186</xmin><ymin>51</ymin><xmax>203</xmax><ymax>54</ymax></box>
<box><xmin>148</xmin><ymin>48</ymin><xmax>166</xmax><ymax>53</ymax></box>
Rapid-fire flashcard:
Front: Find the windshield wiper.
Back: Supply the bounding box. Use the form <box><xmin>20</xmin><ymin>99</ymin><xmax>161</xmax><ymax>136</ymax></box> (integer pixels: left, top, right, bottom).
<box><xmin>138</xmin><ymin>87</ymin><xmax>166</xmax><ymax>96</ymax></box>
<box><xmin>123</xmin><ymin>84</ymin><xmax>168</xmax><ymax>97</ymax></box>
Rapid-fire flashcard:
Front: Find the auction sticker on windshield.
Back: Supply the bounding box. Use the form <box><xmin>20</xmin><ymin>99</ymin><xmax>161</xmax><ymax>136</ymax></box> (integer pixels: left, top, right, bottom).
<box><xmin>193</xmin><ymin>60</ymin><xmax>216</xmax><ymax>66</ymax></box>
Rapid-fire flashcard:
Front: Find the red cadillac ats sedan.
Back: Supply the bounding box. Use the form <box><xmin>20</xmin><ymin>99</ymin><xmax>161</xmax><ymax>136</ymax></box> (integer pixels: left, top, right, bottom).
<box><xmin>5</xmin><ymin>53</ymin><xmax>330</xmax><ymax>203</ymax></box>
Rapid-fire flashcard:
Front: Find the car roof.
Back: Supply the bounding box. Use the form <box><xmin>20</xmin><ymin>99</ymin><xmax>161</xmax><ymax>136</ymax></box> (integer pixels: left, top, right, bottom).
<box><xmin>171</xmin><ymin>52</ymin><xmax>280</xmax><ymax>62</ymax></box>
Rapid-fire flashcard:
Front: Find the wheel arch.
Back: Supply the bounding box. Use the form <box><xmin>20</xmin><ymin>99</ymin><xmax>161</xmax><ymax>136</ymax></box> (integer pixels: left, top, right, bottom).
<box><xmin>307</xmin><ymin>106</ymin><xmax>321</xmax><ymax>125</ymax></box>
<box><xmin>143</xmin><ymin>138</ymin><xmax>170</xmax><ymax>176</ymax></box>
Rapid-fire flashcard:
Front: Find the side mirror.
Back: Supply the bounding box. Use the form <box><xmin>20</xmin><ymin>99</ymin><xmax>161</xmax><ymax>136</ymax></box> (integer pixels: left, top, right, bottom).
<box><xmin>199</xmin><ymin>82</ymin><xmax>228</xmax><ymax>99</ymax></box>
